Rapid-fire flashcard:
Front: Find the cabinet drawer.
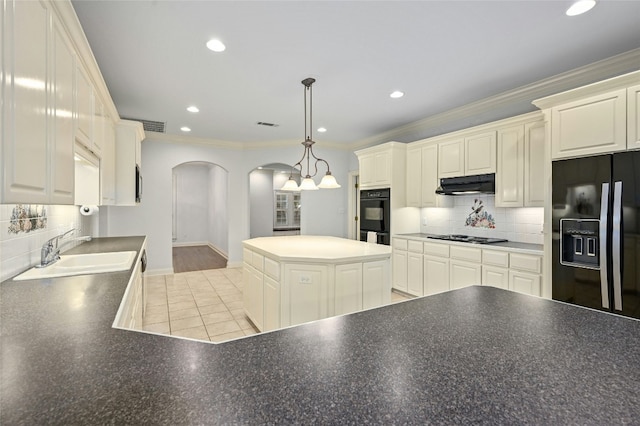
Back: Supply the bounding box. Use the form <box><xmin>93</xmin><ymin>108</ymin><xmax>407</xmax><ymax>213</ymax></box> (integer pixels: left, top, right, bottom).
<box><xmin>393</xmin><ymin>238</ymin><xmax>408</xmax><ymax>250</ymax></box>
<box><xmin>450</xmin><ymin>245</ymin><xmax>482</xmax><ymax>263</ymax></box>
<box><xmin>407</xmin><ymin>240</ymin><xmax>423</xmax><ymax>254</ymax></box>
<box><xmin>264</xmin><ymin>257</ymin><xmax>280</xmax><ymax>280</ymax></box>
<box><xmin>424</xmin><ymin>242</ymin><xmax>449</xmax><ymax>257</ymax></box>
<box><xmin>510</xmin><ymin>253</ymin><xmax>541</xmax><ymax>274</ymax></box>
<box><xmin>252</xmin><ymin>252</ymin><xmax>264</xmax><ymax>272</ymax></box>
<box><xmin>483</xmin><ymin>250</ymin><xmax>509</xmax><ymax>267</ymax></box>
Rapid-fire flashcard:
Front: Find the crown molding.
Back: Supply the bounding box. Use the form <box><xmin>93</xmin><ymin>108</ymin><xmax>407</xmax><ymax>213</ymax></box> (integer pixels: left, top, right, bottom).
<box><xmin>349</xmin><ymin>48</ymin><xmax>640</xmax><ymax>150</ymax></box>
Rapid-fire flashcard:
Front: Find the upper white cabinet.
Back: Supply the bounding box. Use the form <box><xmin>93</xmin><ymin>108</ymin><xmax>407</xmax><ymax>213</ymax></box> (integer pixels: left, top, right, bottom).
<box><xmin>629</xmin><ymin>84</ymin><xmax>640</xmax><ymax>149</ymax></box>
<box><xmin>101</xmin><ymin>117</ymin><xmax>117</xmax><ymax>205</ymax></box>
<box><xmin>356</xmin><ymin>142</ymin><xmax>406</xmax><ymax>192</ymax></box>
<box><xmin>438</xmin><ymin>132</ymin><xmax>496</xmax><ymax>178</ymax></box>
<box><xmin>1</xmin><ymin>0</ymin><xmax>74</xmax><ymax>204</ymax></box>
<box><xmin>406</xmin><ymin>144</ymin><xmax>451</xmax><ymax>208</ymax></box>
<box><xmin>495</xmin><ymin>115</ymin><xmax>545</xmax><ymax>208</ymax></box>
<box><xmin>115</xmin><ymin>120</ymin><xmax>145</xmax><ymax>205</ymax></box>
<box><xmin>533</xmin><ymin>70</ymin><xmax>640</xmax><ymax>160</ymax></box>
<box><xmin>551</xmin><ymin>89</ymin><xmax>627</xmax><ymax>159</ymax></box>
<box><xmin>75</xmin><ymin>64</ymin><xmax>94</xmax><ymax>151</ymax></box>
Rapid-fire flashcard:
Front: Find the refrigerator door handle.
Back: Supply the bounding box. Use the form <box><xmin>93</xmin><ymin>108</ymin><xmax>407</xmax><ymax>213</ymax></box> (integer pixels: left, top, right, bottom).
<box><xmin>599</xmin><ymin>183</ymin><xmax>610</xmax><ymax>309</ymax></box>
<box><xmin>612</xmin><ymin>181</ymin><xmax>623</xmax><ymax>311</ymax></box>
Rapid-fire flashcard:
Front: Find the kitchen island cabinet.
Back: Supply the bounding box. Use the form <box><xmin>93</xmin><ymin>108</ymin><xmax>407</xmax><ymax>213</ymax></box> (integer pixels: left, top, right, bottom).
<box><xmin>3</xmin><ymin>261</ymin><xmax>640</xmax><ymax>425</ymax></box>
<box><xmin>243</xmin><ymin>235</ymin><xmax>391</xmax><ymax>332</ymax></box>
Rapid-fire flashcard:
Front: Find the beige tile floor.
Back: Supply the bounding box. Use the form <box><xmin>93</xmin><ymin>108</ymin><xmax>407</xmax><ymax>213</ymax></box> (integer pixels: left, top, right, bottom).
<box><xmin>142</xmin><ymin>267</ymin><xmax>412</xmax><ymax>344</ymax></box>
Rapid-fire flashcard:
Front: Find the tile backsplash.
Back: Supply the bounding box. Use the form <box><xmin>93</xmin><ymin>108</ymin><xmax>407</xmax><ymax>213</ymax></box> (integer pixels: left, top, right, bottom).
<box><xmin>1</xmin><ymin>204</ymin><xmax>92</xmax><ymax>282</ymax></box>
<box><xmin>420</xmin><ymin>194</ymin><xmax>543</xmax><ymax>245</ymax></box>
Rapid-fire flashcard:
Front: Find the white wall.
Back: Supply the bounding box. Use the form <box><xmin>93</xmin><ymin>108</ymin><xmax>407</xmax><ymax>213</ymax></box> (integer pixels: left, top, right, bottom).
<box><xmin>249</xmin><ymin>169</ymin><xmax>274</xmax><ymax>238</ymax></box>
<box><xmin>420</xmin><ymin>194</ymin><xmax>544</xmax><ymax>244</ymax></box>
<box><xmin>0</xmin><ymin>204</ymin><xmax>92</xmax><ymax>282</ymax></box>
<box><xmin>208</xmin><ymin>164</ymin><xmax>228</xmax><ymax>255</ymax></box>
<box><xmin>105</xmin><ymin>138</ymin><xmax>350</xmax><ymax>274</ymax></box>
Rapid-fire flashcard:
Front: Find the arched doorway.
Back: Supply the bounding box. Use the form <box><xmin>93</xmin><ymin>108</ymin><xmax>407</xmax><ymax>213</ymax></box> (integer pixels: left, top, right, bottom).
<box><xmin>172</xmin><ymin>161</ymin><xmax>229</xmax><ymax>272</ymax></box>
<box><xmin>249</xmin><ymin>163</ymin><xmax>301</xmax><ymax>238</ymax></box>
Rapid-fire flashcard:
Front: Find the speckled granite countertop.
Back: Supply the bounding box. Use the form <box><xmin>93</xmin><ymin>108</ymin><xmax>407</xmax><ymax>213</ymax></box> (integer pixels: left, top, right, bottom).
<box><xmin>397</xmin><ymin>233</ymin><xmax>543</xmax><ymax>254</ymax></box>
<box><xmin>2</xmin><ymin>236</ymin><xmax>640</xmax><ymax>424</ymax></box>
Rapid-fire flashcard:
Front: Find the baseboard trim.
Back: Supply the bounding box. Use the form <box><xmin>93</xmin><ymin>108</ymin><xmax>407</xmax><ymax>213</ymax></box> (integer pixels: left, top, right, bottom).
<box><xmin>172</xmin><ymin>241</ymin><xmax>209</xmax><ymax>248</ymax></box>
<box><xmin>207</xmin><ymin>243</ymin><xmax>229</xmax><ymax>260</ymax></box>
<box><xmin>226</xmin><ymin>261</ymin><xmax>243</xmax><ymax>269</ymax></box>
<box><xmin>146</xmin><ymin>268</ymin><xmax>174</xmax><ymax>276</ymax></box>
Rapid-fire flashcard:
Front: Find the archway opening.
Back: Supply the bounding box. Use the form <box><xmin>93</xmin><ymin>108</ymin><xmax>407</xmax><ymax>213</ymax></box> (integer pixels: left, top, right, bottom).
<box><xmin>172</xmin><ymin>161</ymin><xmax>229</xmax><ymax>273</ymax></box>
<box><xmin>249</xmin><ymin>163</ymin><xmax>301</xmax><ymax>238</ymax></box>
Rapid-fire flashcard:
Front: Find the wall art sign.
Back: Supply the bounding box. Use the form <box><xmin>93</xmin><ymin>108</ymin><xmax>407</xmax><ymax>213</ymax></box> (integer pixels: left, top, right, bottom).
<box><xmin>464</xmin><ymin>199</ymin><xmax>496</xmax><ymax>229</ymax></box>
<box><xmin>8</xmin><ymin>205</ymin><xmax>47</xmax><ymax>234</ymax></box>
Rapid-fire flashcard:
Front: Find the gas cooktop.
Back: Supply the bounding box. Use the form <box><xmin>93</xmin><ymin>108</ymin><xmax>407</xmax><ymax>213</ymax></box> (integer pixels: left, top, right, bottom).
<box><xmin>428</xmin><ymin>234</ymin><xmax>508</xmax><ymax>244</ymax></box>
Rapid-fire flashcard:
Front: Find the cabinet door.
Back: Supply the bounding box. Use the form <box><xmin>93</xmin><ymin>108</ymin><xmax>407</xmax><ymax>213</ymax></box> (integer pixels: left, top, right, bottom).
<box><xmin>363</xmin><ymin>260</ymin><xmax>390</xmax><ymax>309</ymax></box>
<box><xmin>424</xmin><ymin>255</ymin><xmax>449</xmax><ymax>296</ymax></box>
<box><xmin>76</xmin><ymin>64</ymin><xmax>94</xmax><ymax>149</ymax></box>
<box><xmin>50</xmin><ymin>13</ymin><xmax>75</xmax><ymax>204</ymax></box>
<box><xmin>263</xmin><ymin>275</ymin><xmax>280</xmax><ymax>332</ymax></box>
<box><xmin>465</xmin><ymin>131</ymin><xmax>497</xmax><ymax>175</ymax></box>
<box><xmin>482</xmin><ymin>265</ymin><xmax>509</xmax><ymax>290</ymax></box>
<box><xmin>438</xmin><ymin>139</ymin><xmax>464</xmax><ymax>178</ymax></box>
<box><xmin>392</xmin><ymin>250</ymin><xmax>408</xmax><ymax>292</ymax></box>
<box><xmin>496</xmin><ymin>125</ymin><xmax>524</xmax><ymax>207</ymax></box>
<box><xmin>2</xmin><ymin>0</ymin><xmax>49</xmax><ymax>203</ymax></box>
<box><xmin>509</xmin><ymin>271</ymin><xmax>541</xmax><ymax>297</ymax></box>
<box><xmin>524</xmin><ymin>120</ymin><xmax>546</xmax><ymax>207</ymax></box>
<box><xmin>628</xmin><ymin>84</ymin><xmax>640</xmax><ymax>150</ymax></box>
<box><xmin>242</xmin><ymin>264</ymin><xmax>263</xmax><ymax>331</ymax></box>
<box><xmin>450</xmin><ymin>260</ymin><xmax>482</xmax><ymax>290</ymax></box>
<box><xmin>359</xmin><ymin>154</ymin><xmax>374</xmax><ymax>186</ymax></box>
<box><xmin>101</xmin><ymin>118</ymin><xmax>116</xmax><ymax>205</ymax></box>
<box><xmin>373</xmin><ymin>152</ymin><xmax>391</xmax><ymax>185</ymax></box>
<box><xmin>407</xmin><ymin>252</ymin><xmax>423</xmax><ymax>296</ymax></box>
<box><xmin>335</xmin><ymin>263</ymin><xmax>363</xmax><ymax>315</ymax></box>
<box><xmin>421</xmin><ymin>144</ymin><xmax>439</xmax><ymax>207</ymax></box>
<box><xmin>406</xmin><ymin>147</ymin><xmax>422</xmax><ymax>207</ymax></box>
<box><xmin>283</xmin><ymin>264</ymin><xmax>328</xmax><ymax>327</ymax></box>
<box><xmin>551</xmin><ymin>89</ymin><xmax>627</xmax><ymax>159</ymax></box>
<box><xmin>92</xmin><ymin>97</ymin><xmax>104</xmax><ymax>157</ymax></box>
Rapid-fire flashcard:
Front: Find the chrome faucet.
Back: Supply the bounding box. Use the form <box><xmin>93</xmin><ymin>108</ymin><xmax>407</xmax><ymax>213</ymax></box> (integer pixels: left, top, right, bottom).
<box><xmin>37</xmin><ymin>228</ymin><xmax>92</xmax><ymax>268</ymax></box>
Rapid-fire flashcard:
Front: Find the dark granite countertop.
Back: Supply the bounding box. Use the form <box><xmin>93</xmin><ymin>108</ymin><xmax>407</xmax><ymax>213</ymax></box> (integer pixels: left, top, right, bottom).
<box><xmin>2</xmin><ymin>236</ymin><xmax>640</xmax><ymax>424</ymax></box>
<box><xmin>397</xmin><ymin>233</ymin><xmax>544</xmax><ymax>254</ymax></box>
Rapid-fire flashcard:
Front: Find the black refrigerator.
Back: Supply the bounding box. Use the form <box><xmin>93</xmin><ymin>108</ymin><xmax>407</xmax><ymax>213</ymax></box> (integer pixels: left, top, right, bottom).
<box><xmin>552</xmin><ymin>151</ymin><xmax>640</xmax><ymax>319</ymax></box>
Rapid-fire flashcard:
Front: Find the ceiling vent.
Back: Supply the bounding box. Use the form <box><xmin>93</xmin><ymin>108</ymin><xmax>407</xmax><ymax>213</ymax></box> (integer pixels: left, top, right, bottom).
<box><xmin>257</xmin><ymin>121</ymin><xmax>279</xmax><ymax>127</ymax></box>
<box><xmin>121</xmin><ymin>117</ymin><xmax>166</xmax><ymax>133</ymax></box>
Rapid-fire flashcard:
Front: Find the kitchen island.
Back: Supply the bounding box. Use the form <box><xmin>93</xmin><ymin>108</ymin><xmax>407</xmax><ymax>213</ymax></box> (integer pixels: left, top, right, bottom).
<box><xmin>242</xmin><ymin>235</ymin><xmax>392</xmax><ymax>332</ymax></box>
<box><xmin>2</xmin><ymin>238</ymin><xmax>640</xmax><ymax>424</ymax></box>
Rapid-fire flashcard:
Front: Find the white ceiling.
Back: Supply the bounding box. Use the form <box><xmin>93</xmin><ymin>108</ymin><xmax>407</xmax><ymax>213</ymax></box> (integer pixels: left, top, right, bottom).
<box><xmin>71</xmin><ymin>1</ymin><xmax>640</xmax><ymax>146</ymax></box>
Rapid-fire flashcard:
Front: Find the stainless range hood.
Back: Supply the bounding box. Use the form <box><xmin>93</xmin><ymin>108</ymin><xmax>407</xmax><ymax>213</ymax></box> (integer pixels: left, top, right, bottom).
<box><xmin>435</xmin><ymin>173</ymin><xmax>495</xmax><ymax>195</ymax></box>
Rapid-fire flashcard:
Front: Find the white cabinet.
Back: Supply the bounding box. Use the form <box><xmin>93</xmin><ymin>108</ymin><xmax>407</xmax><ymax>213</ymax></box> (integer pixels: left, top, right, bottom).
<box><xmin>450</xmin><ymin>260</ymin><xmax>482</xmax><ymax>290</ymax></box>
<box><xmin>392</xmin><ymin>249</ymin><xmax>408</xmax><ymax>293</ymax></box>
<box><xmin>423</xmin><ymin>255</ymin><xmax>450</xmax><ymax>296</ymax></box>
<box><xmin>359</xmin><ymin>151</ymin><xmax>391</xmax><ymax>188</ymax></box>
<box><xmin>482</xmin><ymin>266</ymin><xmax>509</xmax><ymax>290</ymax></box>
<box><xmin>405</xmin><ymin>146</ymin><xmax>422</xmax><ymax>207</ymax></box>
<box><xmin>496</xmin><ymin>119</ymin><xmax>545</xmax><ymax>208</ymax></box>
<box><xmin>115</xmin><ymin>245</ymin><xmax>146</xmax><ymax>330</ymax></box>
<box><xmin>335</xmin><ymin>263</ymin><xmax>363</xmax><ymax>315</ymax></box>
<box><xmin>465</xmin><ymin>132</ymin><xmax>497</xmax><ymax>176</ymax></box>
<box><xmin>101</xmin><ymin>118</ymin><xmax>117</xmax><ymax>205</ymax></box>
<box><xmin>283</xmin><ymin>264</ymin><xmax>329</xmax><ymax>328</ymax></box>
<box><xmin>75</xmin><ymin>64</ymin><xmax>95</xmax><ymax>152</ymax></box>
<box><xmin>550</xmin><ymin>89</ymin><xmax>627</xmax><ymax>159</ymax></box>
<box><xmin>406</xmin><ymin>144</ymin><xmax>450</xmax><ymax>208</ymax></box>
<box><xmin>115</xmin><ymin>120</ymin><xmax>145</xmax><ymax>205</ymax></box>
<box><xmin>243</xmin><ymin>263</ymin><xmax>264</xmax><ymax>331</ymax></box>
<box><xmin>407</xmin><ymin>241</ymin><xmax>424</xmax><ymax>297</ymax></box>
<box><xmin>438</xmin><ymin>132</ymin><xmax>496</xmax><ymax>178</ymax></box>
<box><xmin>263</xmin><ymin>275</ymin><xmax>280</xmax><ymax>332</ymax></box>
<box><xmin>1</xmin><ymin>0</ymin><xmax>74</xmax><ymax>204</ymax></box>
<box><xmin>438</xmin><ymin>138</ymin><xmax>464</xmax><ymax>178</ymax></box>
<box><xmin>629</xmin><ymin>84</ymin><xmax>640</xmax><ymax>149</ymax></box>
<box><xmin>509</xmin><ymin>271</ymin><xmax>541</xmax><ymax>296</ymax></box>
<box><xmin>523</xmin><ymin>120</ymin><xmax>546</xmax><ymax>207</ymax></box>
<box><xmin>362</xmin><ymin>260</ymin><xmax>390</xmax><ymax>310</ymax></box>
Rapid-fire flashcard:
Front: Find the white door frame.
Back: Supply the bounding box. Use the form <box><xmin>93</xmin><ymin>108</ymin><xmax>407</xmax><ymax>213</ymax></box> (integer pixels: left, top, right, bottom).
<box><xmin>347</xmin><ymin>171</ymin><xmax>360</xmax><ymax>240</ymax></box>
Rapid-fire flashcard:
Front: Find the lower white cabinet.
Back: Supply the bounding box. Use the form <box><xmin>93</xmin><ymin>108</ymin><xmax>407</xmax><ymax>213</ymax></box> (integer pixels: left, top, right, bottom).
<box><xmin>509</xmin><ymin>271</ymin><xmax>541</xmax><ymax>296</ymax></box>
<box><xmin>407</xmin><ymin>252</ymin><xmax>424</xmax><ymax>296</ymax></box>
<box><xmin>114</xmin><ymin>245</ymin><xmax>146</xmax><ymax>330</ymax></box>
<box><xmin>423</xmin><ymin>255</ymin><xmax>449</xmax><ymax>296</ymax></box>
<box><xmin>392</xmin><ymin>250</ymin><xmax>408</xmax><ymax>293</ymax></box>
<box><xmin>243</xmin><ymin>246</ymin><xmax>391</xmax><ymax>332</ymax></box>
<box><xmin>482</xmin><ymin>266</ymin><xmax>509</xmax><ymax>290</ymax></box>
<box><xmin>450</xmin><ymin>260</ymin><xmax>482</xmax><ymax>290</ymax></box>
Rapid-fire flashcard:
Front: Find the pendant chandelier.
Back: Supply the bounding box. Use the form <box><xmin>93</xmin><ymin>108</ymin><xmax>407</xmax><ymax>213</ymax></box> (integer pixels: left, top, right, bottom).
<box><xmin>281</xmin><ymin>78</ymin><xmax>340</xmax><ymax>191</ymax></box>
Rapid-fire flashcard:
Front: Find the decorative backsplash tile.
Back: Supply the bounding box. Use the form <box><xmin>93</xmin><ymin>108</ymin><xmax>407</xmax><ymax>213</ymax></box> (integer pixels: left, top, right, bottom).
<box><xmin>420</xmin><ymin>194</ymin><xmax>543</xmax><ymax>244</ymax></box>
<box><xmin>8</xmin><ymin>204</ymin><xmax>47</xmax><ymax>234</ymax></box>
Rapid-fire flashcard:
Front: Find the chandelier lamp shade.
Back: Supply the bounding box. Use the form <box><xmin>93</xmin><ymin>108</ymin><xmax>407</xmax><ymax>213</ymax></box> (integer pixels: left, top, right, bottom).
<box><xmin>281</xmin><ymin>78</ymin><xmax>340</xmax><ymax>191</ymax></box>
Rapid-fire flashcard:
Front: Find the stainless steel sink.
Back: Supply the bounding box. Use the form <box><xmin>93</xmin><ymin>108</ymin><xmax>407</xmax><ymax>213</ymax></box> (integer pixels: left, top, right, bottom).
<box><xmin>13</xmin><ymin>251</ymin><xmax>137</xmax><ymax>281</ymax></box>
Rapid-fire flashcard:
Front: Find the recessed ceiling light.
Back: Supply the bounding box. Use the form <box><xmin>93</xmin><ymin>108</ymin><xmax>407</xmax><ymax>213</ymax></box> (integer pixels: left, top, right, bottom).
<box><xmin>206</xmin><ymin>39</ymin><xmax>226</xmax><ymax>52</ymax></box>
<box><xmin>390</xmin><ymin>91</ymin><xmax>404</xmax><ymax>99</ymax></box>
<box><xmin>180</xmin><ymin>127</ymin><xmax>191</xmax><ymax>132</ymax></box>
<box><xmin>566</xmin><ymin>0</ymin><xmax>596</xmax><ymax>16</ymax></box>
<box><xmin>317</xmin><ymin>127</ymin><xmax>327</xmax><ymax>133</ymax></box>
<box><xmin>187</xmin><ymin>106</ymin><xmax>199</xmax><ymax>113</ymax></box>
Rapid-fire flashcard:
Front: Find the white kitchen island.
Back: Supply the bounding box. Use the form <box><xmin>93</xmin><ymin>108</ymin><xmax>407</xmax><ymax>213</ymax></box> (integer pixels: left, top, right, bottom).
<box><xmin>243</xmin><ymin>235</ymin><xmax>392</xmax><ymax>332</ymax></box>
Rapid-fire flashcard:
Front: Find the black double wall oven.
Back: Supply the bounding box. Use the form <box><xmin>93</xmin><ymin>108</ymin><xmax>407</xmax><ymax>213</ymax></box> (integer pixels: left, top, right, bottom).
<box><xmin>360</xmin><ymin>188</ymin><xmax>390</xmax><ymax>245</ymax></box>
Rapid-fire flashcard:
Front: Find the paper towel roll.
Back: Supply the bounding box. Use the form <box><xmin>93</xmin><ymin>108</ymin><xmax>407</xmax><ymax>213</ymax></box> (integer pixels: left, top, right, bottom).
<box><xmin>367</xmin><ymin>231</ymin><xmax>377</xmax><ymax>243</ymax></box>
<box><xmin>80</xmin><ymin>205</ymin><xmax>99</xmax><ymax>216</ymax></box>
